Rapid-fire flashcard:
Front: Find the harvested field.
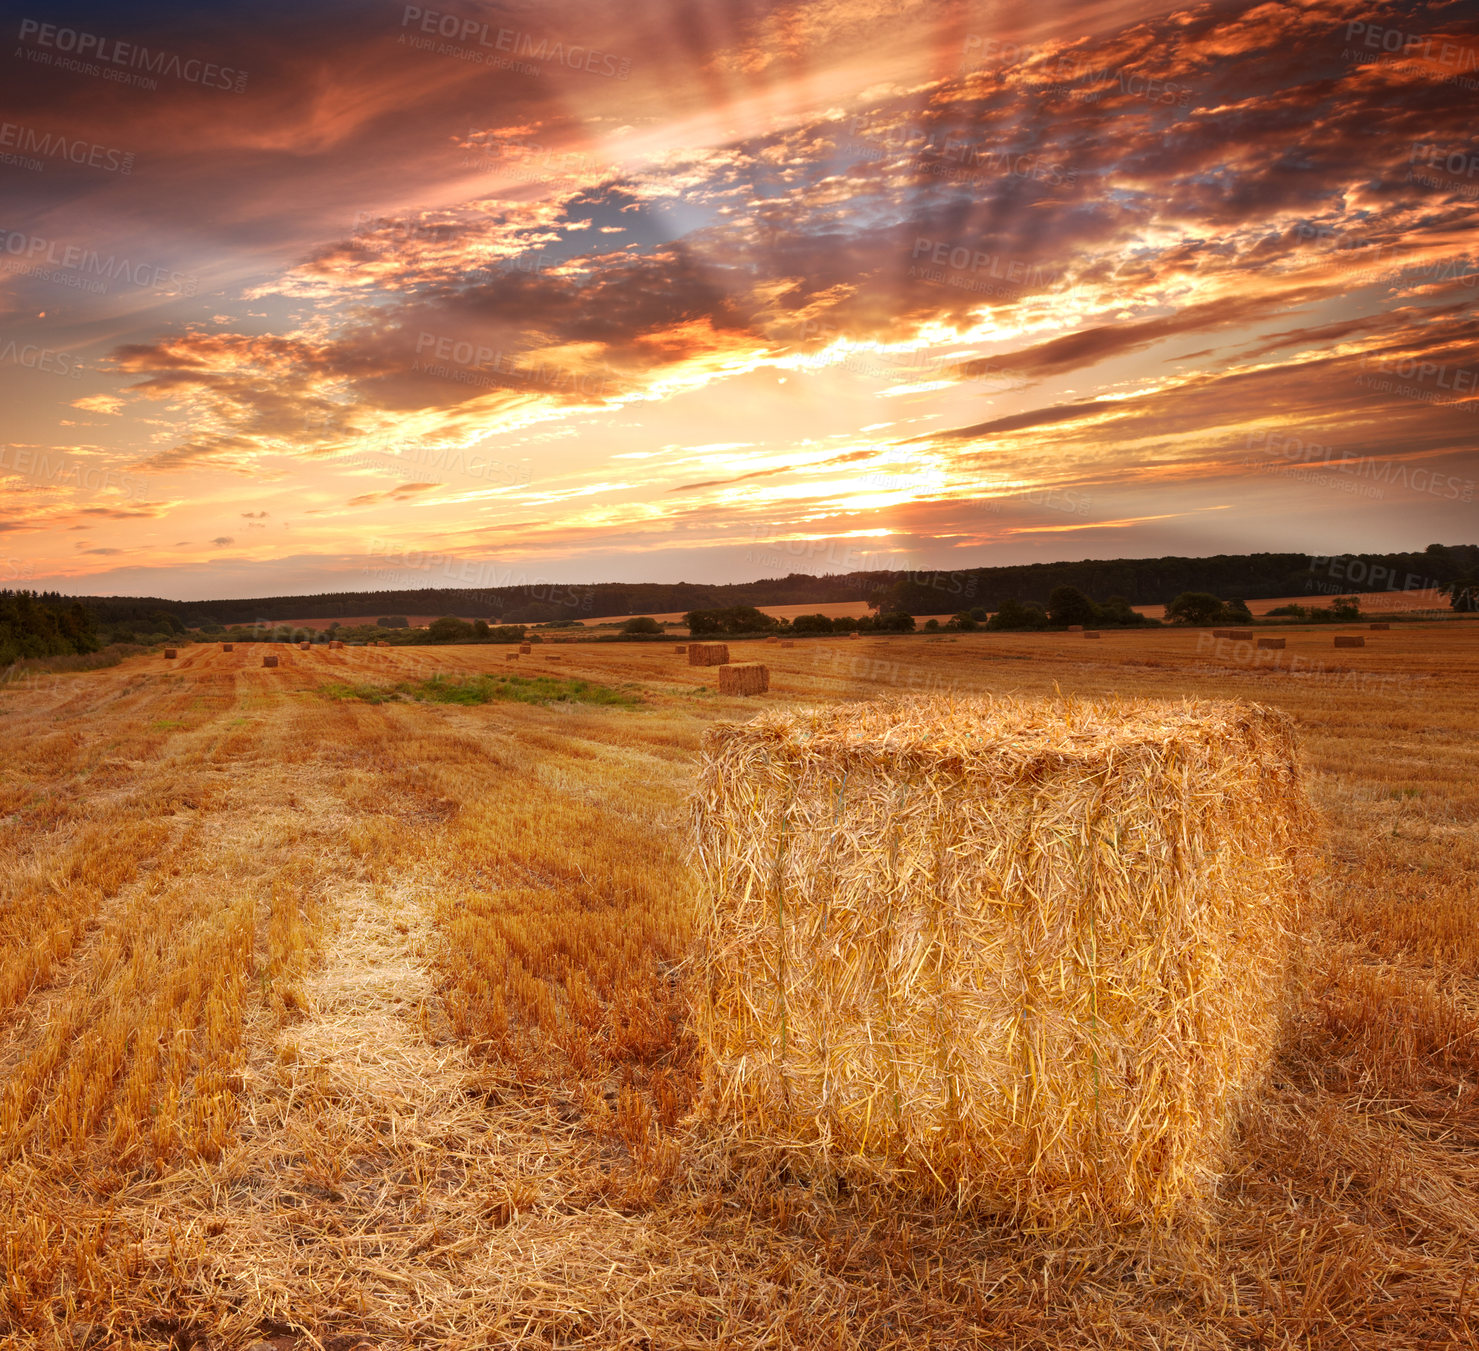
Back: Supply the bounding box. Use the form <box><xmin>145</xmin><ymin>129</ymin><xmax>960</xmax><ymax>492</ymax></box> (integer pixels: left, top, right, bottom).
<box><xmin>1</xmin><ymin>626</ymin><xmax>1477</xmax><ymax>1349</ymax></box>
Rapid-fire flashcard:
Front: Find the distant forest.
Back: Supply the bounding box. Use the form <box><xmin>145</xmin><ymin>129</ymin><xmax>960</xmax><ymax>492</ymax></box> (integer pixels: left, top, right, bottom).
<box><xmin>61</xmin><ymin>542</ymin><xmax>1479</xmax><ymax>630</ymax></box>
<box><xmin>5</xmin><ymin>544</ymin><xmax>1475</xmax><ymax>657</ymax></box>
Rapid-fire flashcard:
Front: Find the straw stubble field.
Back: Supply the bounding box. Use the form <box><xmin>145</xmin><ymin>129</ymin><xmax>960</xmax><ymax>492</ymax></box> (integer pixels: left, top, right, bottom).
<box><xmin>0</xmin><ymin>627</ymin><xmax>1476</xmax><ymax>1349</ymax></box>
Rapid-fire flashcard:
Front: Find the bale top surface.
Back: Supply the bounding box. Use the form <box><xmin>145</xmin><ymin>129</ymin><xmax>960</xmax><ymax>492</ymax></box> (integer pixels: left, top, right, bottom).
<box><xmin>706</xmin><ymin>695</ymin><xmax>1292</xmax><ymax>770</ymax></box>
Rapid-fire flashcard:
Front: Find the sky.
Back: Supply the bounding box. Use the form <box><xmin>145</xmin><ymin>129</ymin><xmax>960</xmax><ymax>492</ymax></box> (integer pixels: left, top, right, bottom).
<box><xmin>1</xmin><ymin>0</ymin><xmax>1476</xmax><ymax>601</ymax></box>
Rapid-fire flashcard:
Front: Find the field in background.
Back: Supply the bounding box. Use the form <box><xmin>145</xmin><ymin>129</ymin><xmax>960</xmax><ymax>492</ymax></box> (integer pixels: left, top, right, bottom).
<box><xmin>1</xmin><ymin>626</ymin><xmax>1477</xmax><ymax>1348</ymax></box>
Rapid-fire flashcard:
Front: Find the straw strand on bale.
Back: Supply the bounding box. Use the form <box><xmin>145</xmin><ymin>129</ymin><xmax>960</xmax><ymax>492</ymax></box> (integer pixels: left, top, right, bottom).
<box><xmin>691</xmin><ymin>695</ymin><xmax>1318</xmax><ymax>1230</ymax></box>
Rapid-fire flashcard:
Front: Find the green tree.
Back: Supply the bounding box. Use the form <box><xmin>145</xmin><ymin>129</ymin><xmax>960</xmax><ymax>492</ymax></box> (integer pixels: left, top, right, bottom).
<box><xmin>428</xmin><ymin>616</ymin><xmax>474</xmax><ymax>642</ymax></box>
<box><xmin>987</xmin><ymin>600</ymin><xmax>1048</xmax><ymax>631</ymax></box>
<box><xmin>621</xmin><ymin>616</ymin><xmax>663</xmax><ymax>635</ymax></box>
<box><xmin>1443</xmin><ymin>573</ymin><xmax>1478</xmax><ymax>612</ymax></box>
<box><xmin>377</xmin><ymin>616</ymin><xmax>409</xmax><ymax>628</ymax></box>
<box><xmin>1164</xmin><ymin>592</ymin><xmax>1227</xmax><ymax>625</ymax></box>
<box><xmin>792</xmin><ymin>613</ymin><xmax>834</xmax><ymax>634</ymax></box>
<box><xmin>1047</xmin><ymin>586</ymin><xmax>1097</xmax><ymax>627</ymax></box>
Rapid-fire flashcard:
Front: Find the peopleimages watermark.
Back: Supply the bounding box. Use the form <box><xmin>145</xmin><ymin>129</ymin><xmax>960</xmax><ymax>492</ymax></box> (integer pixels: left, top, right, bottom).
<box><xmin>1342</xmin><ymin>22</ymin><xmax>1479</xmax><ymax>91</ymax></box>
<box><xmin>1307</xmin><ymin>555</ymin><xmax>1451</xmax><ymax>598</ymax></box>
<box><xmin>362</xmin><ymin>542</ymin><xmax>594</xmax><ymax>611</ymax></box>
<box><xmin>1194</xmin><ymin>632</ymin><xmax>1419</xmax><ymax>700</ymax></box>
<box><xmin>740</xmin><ymin>531</ymin><xmax>920</xmax><ymax>579</ymax></box>
<box><xmin>0</xmin><ymin>121</ymin><xmax>134</xmax><ymax>175</ymax></box>
<box><xmin>960</xmin><ymin>35</ymin><xmax>1194</xmax><ymax>106</ymax></box>
<box><xmin>0</xmin><ymin>338</ymin><xmax>84</xmax><ymax>379</ymax></box>
<box><xmin>457</xmin><ymin>134</ymin><xmax>616</xmax><ymax>187</ymax></box>
<box><xmin>396</xmin><ymin>7</ymin><xmax>631</xmax><ymax>79</ymax></box>
<box><xmin>1292</xmin><ymin>223</ymin><xmax>1479</xmax><ymax>291</ymax></box>
<box><xmin>836</xmin><ymin>114</ymin><xmax>1077</xmax><ymax>188</ymax></box>
<box><xmin>412</xmin><ymin>331</ymin><xmax>610</xmax><ymax>397</ymax></box>
<box><xmin>0</xmin><ymin>229</ymin><xmax>198</xmax><ymax>297</ymax></box>
<box><xmin>14</xmin><ymin>18</ymin><xmax>248</xmax><ymax>92</ymax></box>
<box><xmin>1245</xmin><ymin>427</ymin><xmax>1475</xmax><ymax>502</ymax></box>
<box><xmin>907</xmin><ymin>237</ymin><xmax>1060</xmax><ymax>297</ymax></box>
<box><xmin>1356</xmin><ymin>350</ymin><xmax>1479</xmax><ymax>415</ymax></box>
<box><xmin>0</xmin><ymin>444</ymin><xmax>146</xmax><ymax>499</ymax></box>
<box><xmin>1408</xmin><ymin>143</ymin><xmax>1479</xmax><ymax>200</ymax></box>
<box><xmin>336</xmin><ymin>441</ymin><xmax>532</xmax><ymax>492</ymax></box>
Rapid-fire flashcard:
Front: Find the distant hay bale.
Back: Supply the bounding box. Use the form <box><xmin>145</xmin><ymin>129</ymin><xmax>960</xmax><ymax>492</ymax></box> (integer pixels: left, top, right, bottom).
<box><xmin>692</xmin><ymin>696</ymin><xmax>1316</xmax><ymax>1228</ymax></box>
<box><xmin>545</xmin><ymin>654</ymin><xmax>562</xmax><ymax>661</ymax></box>
<box><xmin>1334</xmin><ymin>635</ymin><xmax>1365</xmax><ymax>648</ymax></box>
<box><xmin>781</xmin><ymin>640</ymin><xmax>795</xmax><ymax>648</ymax></box>
<box><xmin>1214</xmin><ymin>629</ymin><xmax>1253</xmax><ymax>640</ymax></box>
<box><xmin>1257</xmin><ymin>637</ymin><xmax>1285</xmax><ymax>650</ymax></box>
<box><xmin>689</xmin><ymin>642</ymin><xmax>730</xmax><ymax>666</ymax></box>
<box><xmin>262</xmin><ymin>655</ymin><xmax>279</xmax><ymax>668</ymax></box>
<box><xmin>675</xmin><ymin>645</ymin><xmax>688</xmax><ymax>654</ymax></box>
<box><xmin>718</xmin><ymin>662</ymin><xmax>769</xmax><ymax>696</ymax></box>
<box><xmin>329</xmin><ymin>640</ymin><xmax>344</xmax><ymax>649</ymax></box>
<box><xmin>1083</xmin><ymin>630</ymin><xmax>1101</xmax><ymax>639</ymax></box>
<box><xmin>222</xmin><ymin>643</ymin><xmax>233</xmax><ymax>652</ymax></box>
<box><xmin>506</xmin><ymin>653</ymin><xmax>519</xmax><ymax>661</ymax></box>
<box><xmin>1068</xmin><ymin>625</ymin><xmax>1083</xmax><ymax>632</ymax></box>
<box><xmin>765</xmin><ymin>635</ymin><xmax>780</xmax><ymax>644</ymax></box>
<box><xmin>298</xmin><ymin>642</ymin><xmax>311</xmax><ymax>651</ymax></box>
<box><xmin>1369</xmin><ymin>623</ymin><xmax>1389</xmax><ymax>631</ymax></box>
<box><xmin>848</xmin><ymin>631</ymin><xmax>860</xmax><ymax>639</ymax></box>
<box><xmin>519</xmin><ymin>643</ymin><xmax>532</xmax><ymax>653</ymax></box>
<box><xmin>164</xmin><ymin>649</ymin><xmax>177</xmax><ymax>659</ymax></box>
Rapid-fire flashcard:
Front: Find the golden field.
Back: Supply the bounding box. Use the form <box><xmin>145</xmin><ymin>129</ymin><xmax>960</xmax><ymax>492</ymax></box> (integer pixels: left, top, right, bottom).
<box><xmin>1</xmin><ymin>625</ymin><xmax>1476</xmax><ymax>1349</ymax></box>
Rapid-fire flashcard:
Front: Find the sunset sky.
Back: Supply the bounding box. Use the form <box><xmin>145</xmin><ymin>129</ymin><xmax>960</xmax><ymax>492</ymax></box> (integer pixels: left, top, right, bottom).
<box><xmin>2</xmin><ymin>0</ymin><xmax>1476</xmax><ymax>601</ymax></box>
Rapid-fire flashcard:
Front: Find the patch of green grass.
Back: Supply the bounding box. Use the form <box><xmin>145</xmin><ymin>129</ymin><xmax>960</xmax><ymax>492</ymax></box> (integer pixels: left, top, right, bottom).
<box><xmin>149</xmin><ymin>719</ymin><xmax>184</xmax><ymax>731</ymax></box>
<box><xmin>319</xmin><ymin>672</ymin><xmax>643</xmax><ymax>708</ymax></box>
<box><xmin>319</xmin><ymin>680</ymin><xmax>402</xmax><ymax>704</ymax></box>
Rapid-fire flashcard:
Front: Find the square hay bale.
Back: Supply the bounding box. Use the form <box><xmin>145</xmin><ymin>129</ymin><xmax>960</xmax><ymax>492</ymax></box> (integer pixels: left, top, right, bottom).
<box><xmin>766</xmin><ymin>635</ymin><xmax>781</xmax><ymax>644</ymax></box>
<box><xmin>1334</xmin><ymin>635</ymin><xmax>1365</xmax><ymax>648</ymax></box>
<box><xmin>222</xmin><ymin>643</ymin><xmax>234</xmax><ymax>652</ymax></box>
<box><xmin>675</xmin><ymin>645</ymin><xmax>689</xmax><ymax>654</ymax></box>
<box><xmin>692</xmin><ymin>696</ymin><xmax>1315</xmax><ymax>1228</ymax></box>
<box><xmin>1369</xmin><ymin>623</ymin><xmax>1389</xmax><ymax>631</ymax></box>
<box><xmin>505</xmin><ymin>653</ymin><xmax>519</xmax><ymax>661</ymax></box>
<box><xmin>164</xmin><ymin>649</ymin><xmax>177</xmax><ymax>659</ymax></box>
<box><xmin>848</xmin><ymin>631</ymin><xmax>860</xmax><ymax>639</ymax></box>
<box><xmin>262</xmin><ymin>655</ymin><xmax>279</xmax><ymax>668</ymax></box>
<box><xmin>718</xmin><ymin>662</ymin><xmax>769</xmax><ymax>696</ymax></box>
<box><xmin>1068</xmin><ymin>625</ymin><xmax>1084</xmax><ymax>632</ymax></box>
<box><xmin>1083</xmin><ymin>630</ymin><xmax>1101</xmax><ymax>639</ymax></box>
<box><xmin>1257</xmin><ymin>637</ymin><xmax>1285</xmax><ymax>650</ymax></box>
<box><xmin>689</xmin><ymin>642</ymin><xmax>730</xmax><ymax>667</ymax></box>
<box><xmin>298</xmin><ymin>642</ymin><xmax>311</xmax><ymax>651</ymax></box>
<box><xmin>781</xmin><ymin>640</ymin><xmax>795</xmax><ymax>649</ymax></box>
<box><xmin>545</xmin><ymin>654</ymin><xmax>562</xmax><ymax>661</ymax></box>
<box><xmin>519</xmin><ymin>643</ymin><xmax>532</xmax><ymax>653</ymax></box>
<box><xmin>329</xmin><ymin>640</ymin><xmax>344</xmax><ymax>649</ymax></box>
